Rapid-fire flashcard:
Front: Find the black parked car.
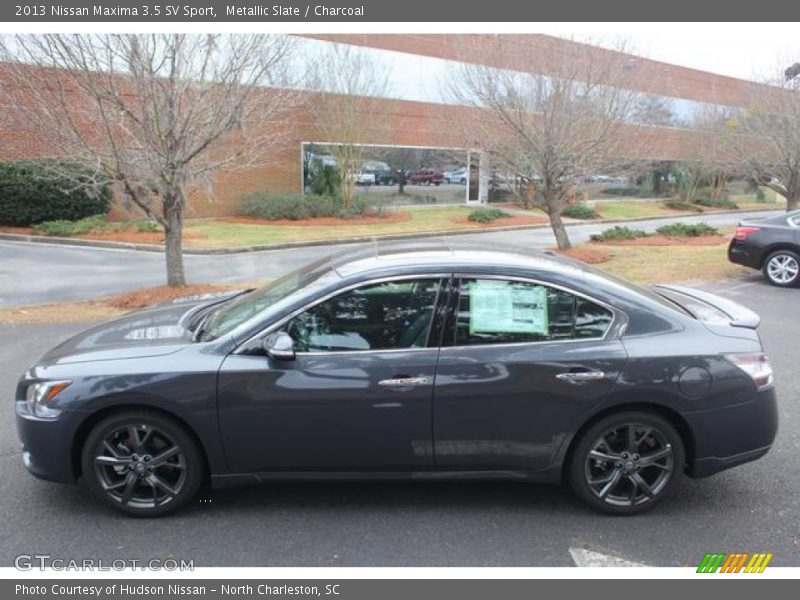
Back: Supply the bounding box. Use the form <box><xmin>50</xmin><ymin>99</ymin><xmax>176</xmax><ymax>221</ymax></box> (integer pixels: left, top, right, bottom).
<box><xmin>369</xmin><ymin>168</ymin><xmax>397</xmax><ymax>186</ymax></box>
<box><xmin>16</xmin><ymin>242</ymin><xmax>777</xmax><ymax>517</ymax></box>
<box><xmin>729</xmin><ymin>210</ymin><xmax>800</xmax><ymax>286</ymax></box>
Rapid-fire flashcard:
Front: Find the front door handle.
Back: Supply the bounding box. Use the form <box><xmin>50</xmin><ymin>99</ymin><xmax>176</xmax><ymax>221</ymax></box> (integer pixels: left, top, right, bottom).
<box><xmin>556</xmin><ymin>370</ymin><xmax>606</xmax><ymax>383</ymax></box>
<box><xmin>378</xmin><ymin>376</ymin><xmax>430</xmax><ymax>388</ymax></box>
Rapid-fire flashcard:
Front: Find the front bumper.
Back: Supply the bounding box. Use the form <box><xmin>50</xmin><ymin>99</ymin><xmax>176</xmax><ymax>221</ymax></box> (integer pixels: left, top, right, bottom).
<box><xmin>684</xmin><ymin>387</ymin><xmax>778</xmax><ymax>478</ymax></box>
<box><xmin>16</xmin><ymin>408</ymin><xmax>84</xmax><ymax>484</ymax></box>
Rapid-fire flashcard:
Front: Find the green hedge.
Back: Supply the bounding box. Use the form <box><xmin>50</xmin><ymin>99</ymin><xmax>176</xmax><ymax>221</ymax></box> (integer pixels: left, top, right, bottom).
<box><xmin>590</xmin><ymin>226</ymin><xmax>649</xmax><ymax>242</ymax></box>
<box><xmin>561</xmin><ymin>203</ymin><xmax>600</xmax><ymax>219</ymax></box>
<box><xmin>31</xmin><ymin>215</ymin><xmax>160</xmax><ymax>237</ymax></box>
<box><xmin>695</xmin><ymin>196</ymin><xmax>739</xmax><ymax>210</ymax></box>
<box><xmin>656</xmin><ymin>222</ymin><xmax>720</xmax><ymax>237</ymax></box>
<box><xmin>0</xmin><ymin>161</ymin><xmax>112</xmax><ymax>226</ymax></box>
<box><xmin>467</xmin><ymin>207</ymin><xmax>509</xmax><ymax>223</ymax></box>
<box><xmin>238</xmin><ymin>192</ymin><xmax>381</xmax><ymax>221</ymax></box>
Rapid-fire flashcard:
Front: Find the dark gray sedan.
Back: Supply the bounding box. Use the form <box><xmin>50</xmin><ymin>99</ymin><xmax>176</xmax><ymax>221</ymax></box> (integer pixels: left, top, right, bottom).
<box><xmin>16</xmin><ymin>242</ymin><xmax>778</xmax><ymax>517</ymax></box>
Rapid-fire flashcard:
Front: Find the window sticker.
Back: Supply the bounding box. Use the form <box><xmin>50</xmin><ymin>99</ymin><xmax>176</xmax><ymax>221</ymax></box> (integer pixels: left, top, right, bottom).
<box><xmin>469</xmin><ymin>280</ymin><xmax>549</xmax><ymax>334</ymax></box>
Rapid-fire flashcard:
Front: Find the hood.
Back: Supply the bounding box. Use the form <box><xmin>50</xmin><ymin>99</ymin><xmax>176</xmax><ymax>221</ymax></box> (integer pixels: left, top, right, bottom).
<box><xmin>36</xmin><ymin>290</ymin><xmax>245</xmax><ymax>367</ymax></box>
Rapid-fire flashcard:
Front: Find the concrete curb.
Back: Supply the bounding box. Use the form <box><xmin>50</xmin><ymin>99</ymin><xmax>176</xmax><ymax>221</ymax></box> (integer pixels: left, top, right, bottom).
<box><xmin>0</xmin><ymin>207</ymin><xmax>783</xmax><ymax>255</ymax></box>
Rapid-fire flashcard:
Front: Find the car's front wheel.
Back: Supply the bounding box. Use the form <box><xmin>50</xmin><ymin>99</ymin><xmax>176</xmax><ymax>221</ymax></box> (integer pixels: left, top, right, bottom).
<box><xmin>568</xmin><ymin>411</ymin><xmax>684</xmax><ymax>515</ymax></box>
<box><xmin>80</xmin><ymin>410</ymin><xmax>204</xmax><ymax>517</ymax></box>
<box><xmin>762</xmin><ymin>249</ymin><xmax>800</xmax><ymax>287</ymax></box>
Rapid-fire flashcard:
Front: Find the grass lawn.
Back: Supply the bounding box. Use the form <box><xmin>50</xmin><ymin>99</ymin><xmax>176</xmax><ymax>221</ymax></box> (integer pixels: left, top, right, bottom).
<box><xmin>185</xmin><ymin>206</ymin><xmax>495</xmax><ymax>247</ymax></box>
<box><xmin>591</xmin><ymin>242</ymin><xmax>749</xmax><ymax>284</ymax></box>
<box><xmin>592</xmin><ymin>201</ymin><xmax>689</xmax><ymax>220</ymax></box>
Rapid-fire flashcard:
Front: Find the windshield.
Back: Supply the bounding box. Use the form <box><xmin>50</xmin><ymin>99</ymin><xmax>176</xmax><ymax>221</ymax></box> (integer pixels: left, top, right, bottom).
<box><xmin>198</xmin><ymin>256</ymin><xmax>333</xmax><ymax>341</ymax></box>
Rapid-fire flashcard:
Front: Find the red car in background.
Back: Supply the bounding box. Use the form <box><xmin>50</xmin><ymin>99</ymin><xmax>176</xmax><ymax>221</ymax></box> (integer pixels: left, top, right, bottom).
<box><xmin>408</xmin><ymin>169</ymin><xmax>445</xmax><ymax>186</ymax></box>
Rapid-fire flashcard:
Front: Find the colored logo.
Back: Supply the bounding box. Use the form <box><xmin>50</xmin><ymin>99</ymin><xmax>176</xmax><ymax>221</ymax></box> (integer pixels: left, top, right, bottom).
<box><xmin>697</xmin><ymin>552</ymin><xmax>773</xmax><ymax>573</ymax></box>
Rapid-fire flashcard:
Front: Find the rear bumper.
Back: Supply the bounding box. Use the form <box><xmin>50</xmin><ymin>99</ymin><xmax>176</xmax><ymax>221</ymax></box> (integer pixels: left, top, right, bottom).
<box><xmin>684</xmin><ymin>387</ymin><xmax>778</xmax><ymax>478</ymax></box>
<box><xmin>728</xmin><ymin>240</ymin><xmax>763</xmax><ymax>270</ymax></box>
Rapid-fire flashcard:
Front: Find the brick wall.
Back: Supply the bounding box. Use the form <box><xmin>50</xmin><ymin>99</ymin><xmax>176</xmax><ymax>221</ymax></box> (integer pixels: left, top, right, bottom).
<box><xmin>0</xmin><ymin>40</ymin><xmax>737</xmax><ymax>219</ymax></box>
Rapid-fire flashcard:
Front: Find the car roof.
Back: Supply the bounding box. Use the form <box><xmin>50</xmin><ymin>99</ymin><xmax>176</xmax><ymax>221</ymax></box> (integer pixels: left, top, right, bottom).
<box><xmin>328</xmin><ymin>239</ymin><xmax>587</xmax><ymax>279</ymax></box>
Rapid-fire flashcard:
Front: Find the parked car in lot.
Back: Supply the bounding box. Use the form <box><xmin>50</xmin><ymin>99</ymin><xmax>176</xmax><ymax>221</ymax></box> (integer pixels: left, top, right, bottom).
<box><xmin>444</xmin><ymin>167</ymin><xmax>468</xmax><ymax>185</ymax></box>
<box><xmin>368</xmin><ymin>168</ymin><xmax>396</xmax><ymax>186</ymax></box>
<box><xmin>17</xmin><ymin>242</ymin><xmax>777</xmax><ymax>517</ymax></box>
<box><xmin>352</xmin><ymin>171</ymin><xmax>375</xmax><ymax>186</ymax></box>
<box><xmin>729</xmin><ymin>210</ymin><xmax>800</xmax><ymax>286</ymax></box>
<box><xmin>408</xmin><ymin>169</ymin><xmax>445</xmax><ymax>185</ymax></box>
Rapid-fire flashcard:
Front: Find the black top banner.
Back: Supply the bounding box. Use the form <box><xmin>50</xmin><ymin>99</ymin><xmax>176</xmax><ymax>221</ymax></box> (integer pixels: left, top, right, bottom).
<box><xmin>3</xmin><ymin>0</ymin><xmax>800</xmax><ymax>22</ymax></box>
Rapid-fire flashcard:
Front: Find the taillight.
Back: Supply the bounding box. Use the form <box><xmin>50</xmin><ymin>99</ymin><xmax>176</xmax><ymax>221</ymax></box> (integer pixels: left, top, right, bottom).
<box><xmin>724</xmin><ymin>353</ymin><xmax>775</xmax><ymax>391</ymax></box>
<box><xmin>733</xmin><ymin>226</ymin><xmax>760</xmax><ymax>240</ymax></box>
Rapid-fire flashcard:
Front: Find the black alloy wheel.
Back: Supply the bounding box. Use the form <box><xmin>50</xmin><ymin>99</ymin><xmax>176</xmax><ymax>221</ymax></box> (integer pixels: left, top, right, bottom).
<box><xmin>569</xmin><ymin>411</ymin><xmax>684</xmax><ymax>515</ymax></box>
<box><xmin>81</xmin><ymin>410</ymin><xmax>203</xmax><ymax>517</ymax></box>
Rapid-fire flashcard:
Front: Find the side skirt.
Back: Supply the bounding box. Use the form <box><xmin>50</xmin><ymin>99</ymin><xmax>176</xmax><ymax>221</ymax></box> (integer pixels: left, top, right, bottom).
<box><xmin>211</xmin><ymin>468</ymin><xmax>561</xmax><ymax>490</ymax></box>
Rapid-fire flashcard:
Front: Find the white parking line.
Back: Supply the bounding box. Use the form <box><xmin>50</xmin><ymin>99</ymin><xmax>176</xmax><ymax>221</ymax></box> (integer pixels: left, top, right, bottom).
<box><xmin>569</xmin><ymin>547</ymin><xmax>648</xmax><ymax>568</ymax></box>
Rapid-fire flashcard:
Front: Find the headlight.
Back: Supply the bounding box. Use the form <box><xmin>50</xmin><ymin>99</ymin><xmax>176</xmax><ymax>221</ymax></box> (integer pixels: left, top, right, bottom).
<box><xmin>24</xmin><ymin>380</ymin><xmax>71</xmax><ymax>419</ymax></box>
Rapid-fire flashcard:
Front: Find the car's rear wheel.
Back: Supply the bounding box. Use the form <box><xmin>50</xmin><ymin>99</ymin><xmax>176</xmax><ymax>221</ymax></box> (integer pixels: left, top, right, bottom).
<box><xmin>762</xmin><ymin>250</ymin><xmax>800</xmax><ymax>287</ymax></box>
<box><xmin>568</xmin><ymin>411</ymin><xmax>684</xmax><ymax>515</ymax></box>
<box><xmin>80</xmin><ymin>410</ymin><xmax>203</xmax><ymax>517</ymax></box>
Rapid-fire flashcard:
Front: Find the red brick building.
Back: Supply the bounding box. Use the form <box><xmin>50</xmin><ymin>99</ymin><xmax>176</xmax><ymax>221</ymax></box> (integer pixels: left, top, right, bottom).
<box><xmin>0</xmin><ymin>34</ymin><xmax>775</xmax><ymax>218</ymax></box>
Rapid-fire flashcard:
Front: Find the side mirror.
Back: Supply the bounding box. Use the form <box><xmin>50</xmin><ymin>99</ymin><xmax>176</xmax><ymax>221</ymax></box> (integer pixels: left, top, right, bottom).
<box><xmin>262</xmin><ymin>332</ymin><xmax>295</xmax><ymax>361</ymax></box>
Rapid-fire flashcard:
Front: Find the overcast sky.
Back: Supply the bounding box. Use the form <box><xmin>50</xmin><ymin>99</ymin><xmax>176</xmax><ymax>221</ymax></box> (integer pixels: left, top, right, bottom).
<box><xmin>570</xmin><ymin>26</ymin><xmax>800</xmax><ymax>81</ymax></box>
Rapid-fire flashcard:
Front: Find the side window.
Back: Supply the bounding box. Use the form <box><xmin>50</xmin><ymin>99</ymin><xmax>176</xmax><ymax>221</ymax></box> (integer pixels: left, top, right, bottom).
<box><xmin>281</xmin><ymin>278</ymin><xmax>440</xmax><ymax>353</ymax></box>
<box><xmin>453</xmin><ymin>279</ymin><xmax>613</xmax><ymax>346</ymax></box>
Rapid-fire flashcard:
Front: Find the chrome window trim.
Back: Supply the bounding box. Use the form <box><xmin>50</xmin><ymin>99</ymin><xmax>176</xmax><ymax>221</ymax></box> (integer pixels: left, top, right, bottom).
<box><xmin>233</xmin><ymin>274</ymin><xmax>450</xmax><ymax>355</ymax></box>
<box><xmin>445</xmin><ymin>273</ymin><xmax>626</xmax><ymax>349</ymax></box>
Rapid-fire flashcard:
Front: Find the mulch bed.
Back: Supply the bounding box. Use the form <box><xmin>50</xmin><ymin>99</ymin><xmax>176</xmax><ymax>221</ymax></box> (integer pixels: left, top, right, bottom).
<box><xmin>554</xmin><ymin>247</ymin><xmax>614</xmax><ymax>264</ymax></box>
<box><xmin>105</xmin><ymin>283</ymin><xmax>244</xmax><ymax>310</ymax></box>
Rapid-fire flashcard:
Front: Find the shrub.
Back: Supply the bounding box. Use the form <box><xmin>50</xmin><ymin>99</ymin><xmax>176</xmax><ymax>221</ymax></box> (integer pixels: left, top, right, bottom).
<box><xmin>756</xmin><ymin>187</ymin><xmax>777</xmax><ymax>203</ymax></box>
<box><xmin>467</xmin><ymin>207</ymin><xmax>510</xmax><ymax>223</ymax></box>
<box><xmin>132</xmin><ymin>220</ymin><xmax>161</xmax><ymax>233</ymax></box>
<box><xmin>307</xmin><ymin>159</ymin><xmax>341</xmax><ymax>197</ymax></box>
<box><xmin>33</xmin><ymin>214</ymin><xmax>108</xmax><ymax>237</ymax></box>
<box><xmin>600</xmin><ymin>186</ymin><xmax>641</xmax><ymax>197</ymax></box>
<box><xmin>695</xmin><ymin>194</ymin><xmax>738</xmax><ymax>210</ymax></box>
<box><xmin>0</xmin><ymin>160</ymin><xmax>112</xmax><ymax>226</ymax></box>
<box><xmin>663</xmin><ymin>200</ymin><xmax>704</xmax><ymax>212</ymax></box>
<box><xmin>238</xmin><ymin>191</ymin><xmax>380</xmax><ymax>221</ymax></box>
<box><xmin>561</xmin><ymin>203</ymin><xmax>600</xmax><ymax>219</ymax></box>
<box><xmin>590</xmin><ymin>226</ymin><xmax>649</xmax><ymax>242</ymax></box>
<box><xmin>656</xmin><ymin>222</ymin><xmax>720</xmax><ymax>237</ymax></box>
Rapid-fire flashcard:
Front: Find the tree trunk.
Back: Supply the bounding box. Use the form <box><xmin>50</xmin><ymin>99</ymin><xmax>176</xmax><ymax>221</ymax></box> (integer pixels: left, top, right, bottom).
<box><xmin>163</xmin><ymin>199</ymin><xmax>186</xmax><ymax>287</ymax></box>
<box><xmin>548</xmin><ymin>207</ymin><xmax>572</xmax><ymax>250</ymax></box>
<box><xmin>398</xmin><ymin>171</ymin><xmax>406</xmax><ymax>195</ymax></box>
<box><xmin>786</xmin><ymin>188</ymin><xmax>800</xmax><ymax>212</ymax></box>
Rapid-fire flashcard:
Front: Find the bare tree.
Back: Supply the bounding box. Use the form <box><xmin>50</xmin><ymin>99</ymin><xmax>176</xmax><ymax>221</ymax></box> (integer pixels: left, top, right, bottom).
<box><xmin>448</xmin><ymin>37</ymin><xmax>652</xmax><ymax>249</ymax></box>
<box><xmin>719</xmin><ymin>73</ymin><xmax>800</xmax><ymax>212</ymax></box>
<box><xmin>0</xmin><ymin>34</ymin><xmax>295</xmax><ymax>286</ymax></box>
<box><xmin>307</xmin><ymin>43</ymin><xmax>390</xmax><ymax>210</ymax></box>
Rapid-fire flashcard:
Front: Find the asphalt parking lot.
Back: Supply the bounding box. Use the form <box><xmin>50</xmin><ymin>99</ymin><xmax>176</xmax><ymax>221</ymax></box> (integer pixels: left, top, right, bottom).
<box><xmin>1</xmin><ymin>275</ymin><xmax>798</xmax><ymax>567</ymax></box>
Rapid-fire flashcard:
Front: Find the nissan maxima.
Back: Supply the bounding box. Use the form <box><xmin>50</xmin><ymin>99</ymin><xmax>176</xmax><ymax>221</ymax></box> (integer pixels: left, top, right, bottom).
<box><xmin>16</xmin><ymin>242</ymin><xmax>778</xmax><ymax>517</ymax></box>
<box><xmin>729</xmin><ymin>209</ymin><xmax>800</xmax><ymax>286</ymax></box>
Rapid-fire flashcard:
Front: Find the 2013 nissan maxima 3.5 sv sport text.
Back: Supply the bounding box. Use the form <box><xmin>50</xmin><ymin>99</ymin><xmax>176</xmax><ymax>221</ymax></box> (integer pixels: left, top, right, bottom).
<box><xmin>15</xmin><ymin>242</ymin><xmax>778</xmax><ymax>517</ymax></box>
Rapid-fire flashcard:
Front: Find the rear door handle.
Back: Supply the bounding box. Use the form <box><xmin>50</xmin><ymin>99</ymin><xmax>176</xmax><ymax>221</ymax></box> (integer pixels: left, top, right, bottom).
<box><xmin>556</xmin><ymin>371</ymin><xmax>606</xmax><ymax>383</ymax></box>
<box><xmin>378</xmin><ymin>377</ymin><xmax>430</xmax><ymax>388</ymax></box>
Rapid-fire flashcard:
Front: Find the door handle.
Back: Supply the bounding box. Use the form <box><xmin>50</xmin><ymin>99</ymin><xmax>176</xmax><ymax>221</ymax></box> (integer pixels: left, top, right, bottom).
<box><xmin>378</xmin><ymin>377</ymin><xmax>430</xmax><ymax>388</ymax></box>
<box><xmin>556</xmin><ymin>370</ymin><xmax>606</xmax><ymax>383</ymax></box>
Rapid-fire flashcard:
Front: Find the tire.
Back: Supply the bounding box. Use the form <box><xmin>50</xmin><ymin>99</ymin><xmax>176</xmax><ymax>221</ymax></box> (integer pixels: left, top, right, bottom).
<box><xmin>762</xmin><ymin>249</ymin><xmax>800</xmax><ymax>287</ymax></box>
<box><xmin>80</xmin><ymin>409</ymin><xmax>204</xmax><ymax>517</ymax></box>
<box><xmin>568</xmin><ymin>411</ymin><xmax>684</xmax><ymax>515</ymax></box>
